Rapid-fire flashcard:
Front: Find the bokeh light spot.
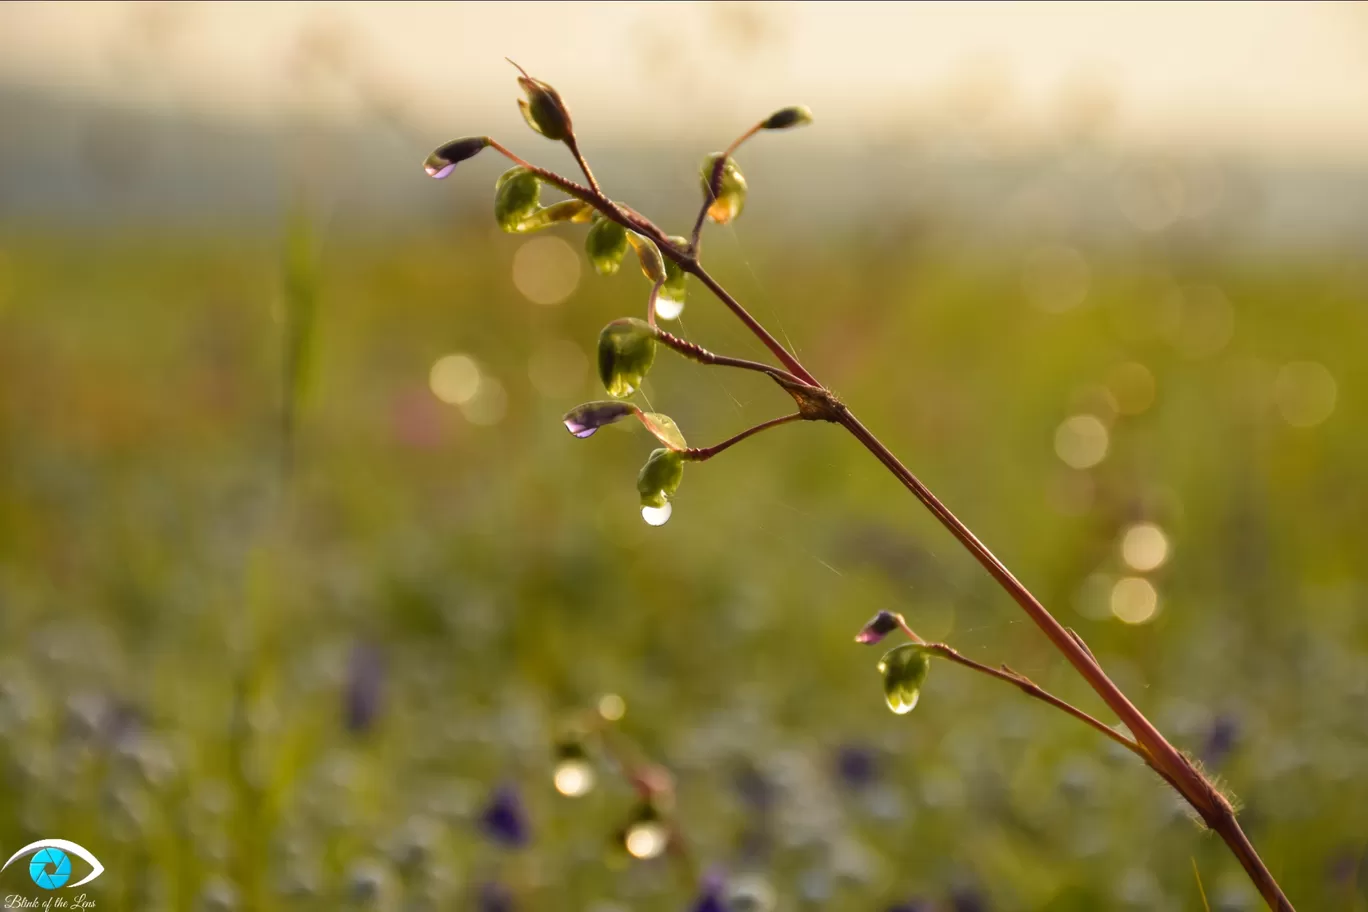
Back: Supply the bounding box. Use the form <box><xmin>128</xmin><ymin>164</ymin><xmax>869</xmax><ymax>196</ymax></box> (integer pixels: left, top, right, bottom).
<box><xmin>528</xmin><ymin>339</ymin><xmax>588</xmax><ymax>397</ymax></box>
<box><xmin>1111</xmin><ymin>577</ymin><xmax>1159</xmax><ymax>624</ymax></box>
<box><xmin>512</xmin><ymin>236</ymin><xmax>580</xmax><ymax>306</ymax></box>
<box><xmin>598</xmin><ymin>693</ymin><xmax>625</xmax><ymax>721</ymax></box>
<box><xmin>1055</xmin><ymin>414</ymin><xmax>1109</xmax><ymax>469</ymax></box>
<box><xmin>1274</xmin><ymin>361</ymin><xmax>1336</xmax><ymax>428</ymax></box>
<box><xmin>429</xmin><ymin>354</ymin><xmax>481</xmax><ymax>405</ymax></box>
<box><xmin>1120</xmin><ymin>522</ymin><xmax>1169</xmax><ymax>572</ymax></box>
<box><xmin>1108</xmin><ymin>362</ymin><xmax>1156</xmax><ymax>415</ymax></box>
<box><xmin>461</xmin><ymin>376</ymin><xmax>508</xmax><ymax>426</ymax></box>
<box><xmin>1022</xmin><ymin>244</ymin><xmax>1090</xmax><ymax>313</ymax></box>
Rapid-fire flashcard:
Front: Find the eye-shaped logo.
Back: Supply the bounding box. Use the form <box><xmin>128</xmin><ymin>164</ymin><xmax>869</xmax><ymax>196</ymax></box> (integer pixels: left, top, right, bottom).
<box><xmin>2</xmin><ymin>839</ymin><xmax>104</xmax><ymax>890</ymax></box>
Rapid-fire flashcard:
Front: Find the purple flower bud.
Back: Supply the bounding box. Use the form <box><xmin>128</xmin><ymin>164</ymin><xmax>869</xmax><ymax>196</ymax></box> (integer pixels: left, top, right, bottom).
<box><xmin>344</xmin><ymin>642</ymin><xmax>383</xmax><ymax>735</ymax></box>
<box><xmin>479</xmin><ymin>784</ymin><xmax>530</xmax><ymax>849</ymax></box>
<box><xmin>562</xmin><ymin>400</ymin><xmax>638</xmax><ymax>438</ymax></box>
<box><xmin>423</xmin><ymin>136</ymin><xmax>490</xmax><ymax>179</ymax></box>
<box><xmin>854</xmin><ymin>610</ymin><xmax>901</xmax><ymax>645</ymax></box>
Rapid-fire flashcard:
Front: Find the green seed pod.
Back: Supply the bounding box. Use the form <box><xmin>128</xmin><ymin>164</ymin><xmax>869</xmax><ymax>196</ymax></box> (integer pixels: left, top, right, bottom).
<box><xmin>877</xmin><ymin>644</ymin><xmax>931</xmax><ymax>715</ymax></box>
<box><xmin>761</xmin><ymin>105</ymin><xmax>814</xmax><ymax>131</ymax></box>
<box><xmin>585</xmin><ymin>216</ymin><xmax>630</xmax><ymax>276</ymax></box>
<box><xmin>423</xmin><ymin>136</ymin><xmax>490</xmax><ymax>179</ymax></box>
<box><xmin>514</xmin><ymin>199</ymin><xmax>595</xmax><ymax>233</ymax></box>
<box><xmin>700</xmin><ymin>154</ymin><xmax>748</xmax><ymax>226</ymax></box>
<box><xmin>494</xmin><ymin>167</ymin><xmax>542</xmax><ymax>233</ymax></box>
<box><xmin>597</xmin><ymin>318</ymin><xmax>657</xmax><ymax>399</ymax></box>
<box><xmin>510</xmin><ymin>60</ymin><xmax>572</xmax><ymax>142</ymax></box>
<box><xmin>639</xmin><ymin>412</ymin><xmax>687</xmax><ymax>451</ymax></box>
<box><xmin>657</xmin><ymin>236</ymin><xmax>688</xmax><ymax>321</ymax></box>
<box><xmin>637</xmin><ymin>448</ymin><xmax>684</xmax><ymax>509</ymax></box>
<box><xmin>626</xmin><ymin>233</ymin><xmax>667</xmax><ymax>285</ymax></box>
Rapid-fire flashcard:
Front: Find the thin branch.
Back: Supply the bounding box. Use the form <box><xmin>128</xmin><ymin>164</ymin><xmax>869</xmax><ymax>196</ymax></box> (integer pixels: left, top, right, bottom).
<box><xmin>465</xmin><ymin>75</ymin><xmax>1295</xmax><ymax>911</ymax></box>
<box><xmin>684</xmin><ymin>265</ymin><xmax>819</xmax><ymax>386</ymax></box>
<box><xmin>684</xmin><ymin>412</ymin><xmax>802</xmax><ymax>462</ymax></box>
<box><xmin>646</xmin><ymin>279</ymin><xmax>663</xmax><ymax>329</ymax></box>
<box><xmin>564</xmin><ymin>134</ymin><xmax>603</xmax><ymax>197</ymax></box>
<box><xmin>654</xmin><ymin>327</ymin><xmax>808</xmax><ymax>389</ymax></box>
<box><xmin>891</xmin><ymin>615</ymin><xmax>1146</xmax><ymax>761</ymax></box>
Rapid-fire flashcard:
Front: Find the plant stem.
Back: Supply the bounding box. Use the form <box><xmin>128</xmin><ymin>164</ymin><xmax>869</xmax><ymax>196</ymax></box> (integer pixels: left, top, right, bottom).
<box><xmin>470</xmin><ymin>74</ymin><xmax>1291</xmax><ymax>912</ymax></box>
<box><xmin>684</xmin><ymin>412</ymin><xmax>802</xmax><ymax>462</ymax></box>
<box><xmin>686</xmin><ymin>264</ymin><xmax>1294</xmax><ymax>910</ymax></box>
<box><xmin>890</xmin><ymin>615</ymin><xmax>1150</xmax><ymax>763</ymax></box>
<box><xmin>654</xmin><ymin>328</ymin><xmax>807</xmax><ymax>388</ymax></box>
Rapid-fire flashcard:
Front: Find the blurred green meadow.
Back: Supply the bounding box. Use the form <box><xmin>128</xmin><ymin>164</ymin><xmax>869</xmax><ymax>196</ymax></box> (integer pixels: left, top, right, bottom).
<box><xmin>2</xmin><ymin>191</ymin><xmax>1366</xmax><ymax>912</ymax></box>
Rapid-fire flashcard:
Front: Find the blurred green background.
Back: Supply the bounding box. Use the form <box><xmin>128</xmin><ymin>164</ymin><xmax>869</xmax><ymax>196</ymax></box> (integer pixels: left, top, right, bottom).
<box><xmin>2</xmin><ymin>3</ymin><xmax>1367</xmax><ymax>911</ymax></box>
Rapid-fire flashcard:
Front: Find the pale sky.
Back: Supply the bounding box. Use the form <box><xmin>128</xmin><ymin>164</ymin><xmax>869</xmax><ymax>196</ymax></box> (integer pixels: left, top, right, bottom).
<box><xmin>2</xmin><ymin>1</ymin><xmax>1367</xmax><ymax>161</ymax></box>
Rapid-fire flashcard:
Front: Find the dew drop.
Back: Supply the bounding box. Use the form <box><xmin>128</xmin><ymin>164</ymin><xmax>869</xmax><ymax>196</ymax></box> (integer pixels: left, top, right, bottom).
<box><xmin>641</xmin><ymin>503</ymin><xmax>672</xmax><ymax>526</ymax></box>
<box><xmin>425</xmin><ymin>160</ymin><xmax>457</xmax><ymax>180</ymax></box>
<box><xmin>553</xmin><ymin>760</ymin><xmax>595</xmax><ymax>798</ymax></box>
<box><xmin>624</xmin><ymin>821</ymin><xmax>668</xmax><ymax>859</ymax></box>
<box><xmin>655</xmin><ymin>293</ymin><xmax>685</xmax><ymax>321</ymax></box>
<box><xmin>886</xmin><ymin>691</ymin><xmax>920</xmax><ymax>715</ymax></box>
<box><xmin>564</xmin><ymin>421</ymin><xmax>598</xmax><ymax>439</ymax></box>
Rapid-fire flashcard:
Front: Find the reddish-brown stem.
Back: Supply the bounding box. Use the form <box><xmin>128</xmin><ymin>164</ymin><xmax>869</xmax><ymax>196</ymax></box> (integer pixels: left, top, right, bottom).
<box><xmin>654</xmin><ymin>327</ymin><xmax>807</xmax><ymax>388</ymax></box>
<box><xmin>889</xmin><ymin>615</ymin><xmax>1148</xmax><ymax>762</ymax></box>
<box><xmin>681</xmin><ymin>277</ymin><xmax>1292</xmax><ymax>910</ymax></box>
<box><xmin>564</xmin><ymin>134</ymin><xmax>603</xmax><ymax>197</ymax></box>
<box><xmin>469</xmin><ymin>118</ymin><xmax>1291</xmax><ymax>910</ymax></box>
<box><xmin>684</xmin><ymin>412</ymin><xmax>802</xmax><ymax>462</ymax></box>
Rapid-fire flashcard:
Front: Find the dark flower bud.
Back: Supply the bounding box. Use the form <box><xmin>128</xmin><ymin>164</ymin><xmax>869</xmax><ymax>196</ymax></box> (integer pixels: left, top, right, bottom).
<box><xmin>563</xmin><ymin>400</ymin><xmax>639</xmax><ymax>438</ymax></box>
<box><xmin>586</xmin><ymin>216</ymin><xmax>630</xmax><ymax>276</ymax></box>
<box><xmin>761</xmin><ymin>105</ymin><xmax>814</xmax><ymax>131</ymax></box>
<box><xmin>700</xmin><ymin>154</ymin><xmax>748</xmax><ymax>226</ymax></box>
<box><xmin>877</xmin><ymin>644</ymin><xmax>931</xmax><ymax>715</ymax></box>
<box><xmin>637</xmin><ymin>448</ymin><xmax>684</xmax><ymax>526</ymax></box>
<box><xmin>597</xmin><ymin>317</ymin><xmax>657</xmax><ymax>399</ymax></box>
<box><xmin>423</xmin><ymin>136</ymin><xmax>490</xmax><ymax>179</ymax></box>
<box><xmin>509</xmin><ymin>59</ymin><xmax>572</xmax><ymax>142</ymax></box>
<box><xmin>854</xmin><ymin>610</ymin><xmax>902</xmax><ymax>645</ymax></box>
<box><xmin>494</xmin><ymin>167</ymin><xmax>542</xmax><ymax>233</ymax></box>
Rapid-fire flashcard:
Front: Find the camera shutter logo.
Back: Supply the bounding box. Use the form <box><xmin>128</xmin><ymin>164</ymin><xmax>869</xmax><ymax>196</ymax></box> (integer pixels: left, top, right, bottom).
<box><xmin>2</xmin><ymin>839</ymin><xmax>105</xmax><ymax>890</ymax></box>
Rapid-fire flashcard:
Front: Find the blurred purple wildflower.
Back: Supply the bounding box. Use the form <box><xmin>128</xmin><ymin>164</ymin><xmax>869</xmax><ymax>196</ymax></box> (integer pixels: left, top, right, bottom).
<box><xmin>477</xmin><ymin>881</ymin><xmax>514</xmax><ymax>912</ymax></box>
<box><xmin>690</xmin><ymin>868</ymin><xmax>729</xmax><ymax>912</ymax></box>
<box><xmin>834</xmin><ymin>743</ymin><xmax>880</xmax><ymax>790</ymax></box>
<box><xmin>1201</xmin><ymin>713</ymin><xmax>1239</xmax><ymax>768</ymax></box>
<box><xmin>343</xmin><ymin>642</ymin><xmax>384</xmax><ymax>735</ymax></box>
<box><xmin>479</xmin><ymin>784</ymin><xmax>531</xmax><ymax>848</ymax></box>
